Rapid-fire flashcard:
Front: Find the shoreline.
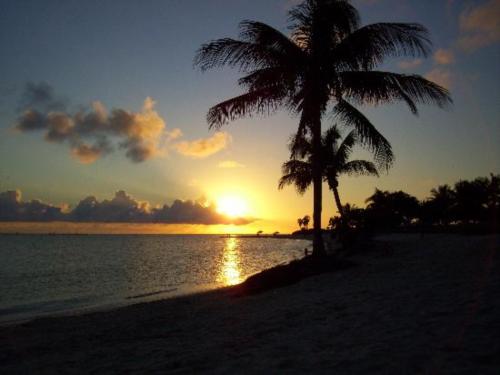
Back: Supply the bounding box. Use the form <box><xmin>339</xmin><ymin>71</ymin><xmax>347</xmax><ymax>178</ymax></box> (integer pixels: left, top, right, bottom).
<box><xmin>1</xmin><ymin>234</ymin><xmax>499</xmax><ymax>373</ymax></box>
<box><xmin>220</xmin><ymin>234</ymin><xmax>311</xmax><ymax>239</ymax></box>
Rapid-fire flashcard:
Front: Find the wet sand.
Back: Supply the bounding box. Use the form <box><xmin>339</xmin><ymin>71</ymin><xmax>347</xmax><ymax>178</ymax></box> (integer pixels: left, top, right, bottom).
<box><xmin>1</xmin><ymin>234</ymin><xmax>499</xmax><ymax>374</ymax></box>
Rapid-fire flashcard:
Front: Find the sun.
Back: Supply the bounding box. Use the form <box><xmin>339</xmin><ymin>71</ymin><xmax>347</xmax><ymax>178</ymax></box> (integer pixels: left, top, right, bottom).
<box><xmin>216</xmin><ymin>196</ymin><xmax>249</xmax><ymax>218</ymax></box>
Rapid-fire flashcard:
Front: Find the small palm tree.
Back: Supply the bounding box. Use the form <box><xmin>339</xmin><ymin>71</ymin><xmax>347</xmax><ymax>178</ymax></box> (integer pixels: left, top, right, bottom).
<box><xmin>279</xmin><ymin>126</ymin><xmax>379</xmax><ymax>218</ymax></box>
<box><xmin>302</xmin><ymin>215</ymin><xmax>311</xmax><ymax>230</ymax></box>
<box><xmin>297</xmin><ymin>217</ymin><xmax>304</xmax><ymax>230</ymax></box>
<box><xmin>195</xmin><ymin>0</ymin><xmax>451</xmax><ymax>256</ymax></box>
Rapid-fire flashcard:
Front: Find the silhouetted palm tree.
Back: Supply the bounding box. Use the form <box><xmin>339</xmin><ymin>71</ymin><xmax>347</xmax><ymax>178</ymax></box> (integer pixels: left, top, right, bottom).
<box><xmin>195</xmin><ymin>0</ymin><xmax>451</xmax><ymax>256</ymax></box>
<box><xmin>302</xmin><ymin>215</ymin><xmax>311</xmax><ymax>230</ymax></box>
<box><xmin>428</xmin><ymin>184</ymin><xmax>455</xmax><ymax>225</ymax></box>
<box><xmin>297</xmin><ymin>217</ymin><xmax>304</xmax><ymax>230</ymax></box>
<box><xmin>279</xmin><ymin>126</ymin><xmax>379</xmax><ymax>218</ymax></box>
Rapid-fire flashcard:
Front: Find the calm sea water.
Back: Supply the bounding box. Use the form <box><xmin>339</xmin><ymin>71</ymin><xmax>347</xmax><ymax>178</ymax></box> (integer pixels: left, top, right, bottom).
<box><xmin>0</xmin><ymin>234</ymin><xmax>309</xmax><ymax>324</ymax></box>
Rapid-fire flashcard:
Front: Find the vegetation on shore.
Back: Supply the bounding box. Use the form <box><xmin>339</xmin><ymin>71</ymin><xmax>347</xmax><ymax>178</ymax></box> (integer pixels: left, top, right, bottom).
<box><xmin>327</xmin><ymin>173</ymin><xmax>499</xmax><ymax>235</ymax></box>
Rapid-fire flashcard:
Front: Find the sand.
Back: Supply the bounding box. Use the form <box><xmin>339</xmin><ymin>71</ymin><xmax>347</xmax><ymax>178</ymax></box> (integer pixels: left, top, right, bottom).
<box><xmin>1</xmin><ymin>234</ymin><xmax>499</xmax><ymax>374</ymax></box>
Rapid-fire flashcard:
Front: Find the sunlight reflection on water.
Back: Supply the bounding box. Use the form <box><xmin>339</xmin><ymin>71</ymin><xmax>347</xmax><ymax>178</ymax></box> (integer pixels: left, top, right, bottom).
<box><xmin>218</xmin><ymin>237</ymin><xmax>242</xmax><ymax>286</ymax></box>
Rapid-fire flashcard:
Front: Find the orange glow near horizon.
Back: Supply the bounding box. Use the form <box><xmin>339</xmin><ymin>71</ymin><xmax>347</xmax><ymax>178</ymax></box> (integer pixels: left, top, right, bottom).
<box><xmin>0</xmin><ymin>221</ymin><xmax>297</xmax><ymax>235</ymax></box>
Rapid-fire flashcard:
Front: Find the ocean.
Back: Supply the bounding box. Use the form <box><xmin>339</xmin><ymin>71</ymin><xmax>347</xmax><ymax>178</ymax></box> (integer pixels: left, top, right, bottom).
<box><xmin>0</xmin><ymin>234</ymin><xmax>310</xmax><ymax>324</ymax></box>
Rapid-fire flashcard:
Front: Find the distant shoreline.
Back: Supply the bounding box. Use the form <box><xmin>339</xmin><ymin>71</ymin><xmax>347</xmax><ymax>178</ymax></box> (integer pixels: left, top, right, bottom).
<box><xmin>220</xmin><ymin>234</ymin><xmax>312</xmax><ymax>240</ymax></box>
<box><xmin>0</xmin><ymin>232</ymin><xmax>305</xmax><ymax>237</ymax></box>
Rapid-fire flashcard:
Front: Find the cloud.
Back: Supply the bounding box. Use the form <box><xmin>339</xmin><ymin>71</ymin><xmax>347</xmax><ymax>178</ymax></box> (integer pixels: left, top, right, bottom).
<box><xmin>0</xmin><ymin>189</ymin><xmax>253</xmax><ymax>225</ymax></box>
<box><xmin>426</xmin><ymin>68</ymin><xmax>453</xmax><ymax>89</ymax></box>
<box><xmin>218</xmin><ymin>160</ymin><xmax>245</xmax><ymax>169</ymax></box>
<box><xmin>458</xmin><ymin>0</ymin><xmax>500</xmax><ymax>51</ymax></box>
<box><xmin>14</xmin><ymin>83</ymin><xmax>168</xmax><ymax>163</ymax></box>
<box><xmin>71</xmin><ymin>190</ymin><xmax>151</xmax><ymax>222</ymax></box>
<box><xmin>71</xmin><ymin>141</ymin><xmax>111</xmax><ymax>164</ymax></box>
<box><xmin>398</xmin><ymin>59</ymin><xmax>423</xmax><ymax>70</ymax></box>
<box><xmin>0</xmin><ymin>190</ymin><xmax>64</xmax><ymax>221</ymax></box>
<box><xmin>17</xmin><ymin>81</ymin><xmax>66</xmax><ymax>113</ymax></box>
<box><xmin>14</xmin><ymin>83</ymin><xmax>230</xmax><ymax>164</ymax></box>
<box><xmin>433</xmin><ymin>49</ymin><xmax>455</xmax><ymax>65</ymax></box>
<box><xmin>174</xmin><ymin>132</ymin><xmax>231</xmax><ymax>158</ymax></box>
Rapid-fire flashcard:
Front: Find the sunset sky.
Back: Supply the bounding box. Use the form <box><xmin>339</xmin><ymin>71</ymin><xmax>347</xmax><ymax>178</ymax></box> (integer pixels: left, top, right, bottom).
<box><xmin>0</xmin><ymin>0</ymin><xmax>499</xmax><ymax>233</ymax></box>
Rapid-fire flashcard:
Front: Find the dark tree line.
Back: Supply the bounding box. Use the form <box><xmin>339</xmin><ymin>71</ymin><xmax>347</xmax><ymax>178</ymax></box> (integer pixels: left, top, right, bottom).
<box><xmin>329</xmin><ymin>174</ymin><xmax>499</xmax><ymax>234</ymax></box>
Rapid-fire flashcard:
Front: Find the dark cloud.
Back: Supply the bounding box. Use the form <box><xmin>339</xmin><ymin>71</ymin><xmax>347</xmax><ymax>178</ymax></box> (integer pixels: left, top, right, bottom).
<box><xmin>0</xmin><ymin>189</ymin><xmax>253</xmax><ymax>225</ymax></box>
<box><xmin>15</xmin><ymin>109</ymin><xmax>46</xmax><ymax>131</ymax></box>
<box><xmin>17</xmin><ymin>82</ymin><xmax>66</xmax><ymax>113</ymax></box>
<box><xmin>71</xmin><ymin>191</ymin><xmax>151</xmax><ymax>222</ymax></box>
<box><xmin>44</xmin><ymin>112</ymin><xmax>74</xmax><ymax>142</ymax></box>
<box><xmin>70</xmin><ymin>139</ymin><xmax>113</xmax><ymax>164</ymax></box>
<box><xmin>0</xmin><ymin>190</ymin><xmax>64</xmax><ymax>221</ymax></box>
<box><xmin>14</xmin><ymin>84</ymin><xmax>168</xmax><ymax>163</ymax></box>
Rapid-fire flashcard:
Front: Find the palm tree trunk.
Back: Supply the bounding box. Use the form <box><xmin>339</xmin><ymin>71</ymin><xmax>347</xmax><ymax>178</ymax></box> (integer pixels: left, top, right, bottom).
<box><xmin>333</xmin><ymin>187</ymin><xmax>344</xmax><ymax>218</ymax></box>
<box><xmin>311</xmin><ymin>114</ymin><xmax>326</xmax><ymax>257</ymax></box>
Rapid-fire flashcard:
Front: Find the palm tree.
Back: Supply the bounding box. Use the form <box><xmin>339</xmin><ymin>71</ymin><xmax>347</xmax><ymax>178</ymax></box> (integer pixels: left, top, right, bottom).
<box><xmin>279</xmin><ymin>126</ymin><xmax>379</xmax><ymax>219</ymax></box>
<box><xmin>195</xmin><ymin>0</ymin><xmax>451</xmax><ymax>256</ymax></box>
<box><xmin>429</xmin><ymin>184</ymin><xmax>455</xmax><ymax>225</ymax></box>
<box><xmin>302</xmin><ymin>215</ymin><xmax>311</xmax><ymax>230</ymax></box>
<box><xmin>297</xmin><ymin>217</ymin><xmax>304</xmax><ymax>230</ymax></box>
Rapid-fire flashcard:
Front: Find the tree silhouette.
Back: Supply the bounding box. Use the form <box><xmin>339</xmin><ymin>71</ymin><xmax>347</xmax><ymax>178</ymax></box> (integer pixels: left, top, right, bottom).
<box><xmin>302</xmin><ymin>215</ymin><xmax>311</xmax><ymax>230</ymax></box>
<box><xmin>279</xmin><ymin>126</ymin><xmax>380</xmax><ymax>219</ymax></box>
<box><xmin>195</xmin><ymin>0</ymin><xmax>451</xmax><ymax>256</ymax></box>
<box><xmin>486</xmin><ymin>174</ymin><xmax>500</xmax><ymax>223</ymax></box>
<box><xmin>453</xmin><ymin>178</ymin><xmax>491</xmax><ymax>224</ymax></box>
<box><xmin>297</xmin><ymin>217</ymin><xmax>304</xmax><ymax>230</ymax></box>
<box><xmin>365</xmin><ymin>189</ymin><xmax>420</xmax><ymax>229</ymax></box>
<box><xmin>423</xmin><ymin>184</ymin><xmax>455</xmax><ymax>226</ymax></box>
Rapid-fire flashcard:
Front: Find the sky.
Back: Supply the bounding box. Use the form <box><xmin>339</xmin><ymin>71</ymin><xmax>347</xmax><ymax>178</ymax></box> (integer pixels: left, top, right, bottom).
<box><xmin>0</xmin><ymin>0</ymin><xmax>499</xmax><ymax>233</ymax></box>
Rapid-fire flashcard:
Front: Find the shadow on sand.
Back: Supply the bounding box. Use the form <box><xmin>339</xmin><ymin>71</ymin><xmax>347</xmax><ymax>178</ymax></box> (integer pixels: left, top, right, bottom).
<box><xmin>231</xmin><ymin>255</ymin><xmax>356</xmax><ymax>297</ymax></box>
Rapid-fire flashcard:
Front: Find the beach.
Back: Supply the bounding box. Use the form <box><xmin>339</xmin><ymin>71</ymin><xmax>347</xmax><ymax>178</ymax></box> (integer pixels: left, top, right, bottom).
<box><xmin>1</xmin><ymin>234</ymin><xmax>499</xmax><ymax>374</ymax></box>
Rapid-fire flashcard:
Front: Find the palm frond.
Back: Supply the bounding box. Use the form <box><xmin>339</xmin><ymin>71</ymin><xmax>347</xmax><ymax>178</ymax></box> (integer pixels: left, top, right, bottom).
<box><xmin>340</xmin><ymin>71</ymin><xmax>452</xmax><ymax>114</ymax></box>
<box><xmin>342</xmin><ymin>160</ymin><xmax>379</xmax><ymax>177</ymax></box>
<box><xmin>289</xmin><ymin>130</ymin><xmax>312</xmax><ymax>159</ymax></box>
<box><xmin>238</xmin><ymin>67</ymin><xmax>298</xmax><ymax>93</ymax></box>
<box><xmin>239</xmin><ymin>21</ymin><xmax>305</xmax><ymax>61</ymax></box>
<box><xmin>278</xmin><ymin>159</ymin><xmax>313</xmax><ymax>194</ymax></box>
<box><xmin>335</xmin><ymin>129</ymin><xmax>357</xmax><ymax>164</ymax></box>
<box><xmin>333</xmin><ymin>99</ymin><xmax>394</xmax><ymax>170</ymax></box>
<box><xmin>194</xmin><ymin>21</ymin><xmax>303</xmax><ymax>72</ymax></box>
<box><xmin>207</xmin><ymin>87</ymin><xmax>286</xmax><ymax>129</ymax></box>
<box><xmin>334</xmin><ymin>23</ymin><xmax>431</xmax><ymax>70</ymax></box>
<box><xmin>322</xmin><ymin>126</ymin><xmax>342</xmax><ymax>149</ymax></box>
<box><xmin>194</xmin><ymin>39</ymin><xmax>271</xmax><ymax>72</ymax></box>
